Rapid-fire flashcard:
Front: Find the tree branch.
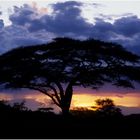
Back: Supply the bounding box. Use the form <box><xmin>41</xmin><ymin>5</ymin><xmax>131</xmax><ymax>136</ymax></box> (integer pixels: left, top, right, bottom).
<box><xmin>55</xmin><ymin>82</ymin><xmax>64</xmax><ymax>99</ymax></box>
<box><xmin>29</xmin><ymin>83</ymin><xmax>61</xmax><ymax>104</ymax></box>
<box><xmin>23</xmin><ymin>85</ymin><xmax>61</xmax><ymax>107</ymax></box>
<box><xmin>48</xmin><ymin>85</ymin><xmax>61</xmax><ymax>104</ymax></box>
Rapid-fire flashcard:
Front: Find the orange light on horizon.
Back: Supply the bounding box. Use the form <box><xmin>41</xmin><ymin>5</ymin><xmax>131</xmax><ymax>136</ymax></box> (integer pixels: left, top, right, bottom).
<box><xmin>71</xmin><ymin>92</ymin><xmax>140</xmax><ymax>109</ymax></box>
<box><xmin>1</xmin><ymin>91</ymin><xmax>140</xmax><ymax>110</ymax></box>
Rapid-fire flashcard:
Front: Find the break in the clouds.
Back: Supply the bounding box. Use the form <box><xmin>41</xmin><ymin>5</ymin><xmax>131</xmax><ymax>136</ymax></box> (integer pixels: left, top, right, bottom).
<box><xmin>0</xmin><ymin>1</ymin><xmax>140</xmax><ymax>54</ymax></box>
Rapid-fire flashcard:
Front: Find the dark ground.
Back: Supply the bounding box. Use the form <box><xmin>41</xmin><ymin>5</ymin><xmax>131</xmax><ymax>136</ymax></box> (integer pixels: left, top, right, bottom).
<box><xmin>1</xmin><ymin>110</ymin><xmax>140</xmax><ymax>139</ymax></box>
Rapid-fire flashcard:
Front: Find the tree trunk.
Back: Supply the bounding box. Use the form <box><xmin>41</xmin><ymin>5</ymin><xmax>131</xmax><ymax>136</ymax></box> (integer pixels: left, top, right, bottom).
<box><xmin>61</xmin><ymin>83</ymin><xmax>73</xmax><ymax>116</ymax></box>
<box><xmin>62</xmin><ymin>106</ymin><xmax>70</xmax><ymax>116</ymax></box>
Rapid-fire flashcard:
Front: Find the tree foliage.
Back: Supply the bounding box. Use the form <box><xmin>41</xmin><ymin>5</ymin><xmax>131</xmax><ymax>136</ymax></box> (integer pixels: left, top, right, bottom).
<box><xmin>0</xmin><ymin>38</ymin><xmax>140</xmax><ymax>114</ymax></box>
<box><xmin>94</xmin><ymin>98</ymin><xmax>122</xmax><ymax>117</ymax></box>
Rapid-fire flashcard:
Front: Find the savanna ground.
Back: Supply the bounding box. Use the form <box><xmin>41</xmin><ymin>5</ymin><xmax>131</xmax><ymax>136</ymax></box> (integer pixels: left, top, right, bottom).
<box><xmin>0</xmin><ymin>100</ymin><xmax>140</xmax><ymax>139</ymax></box>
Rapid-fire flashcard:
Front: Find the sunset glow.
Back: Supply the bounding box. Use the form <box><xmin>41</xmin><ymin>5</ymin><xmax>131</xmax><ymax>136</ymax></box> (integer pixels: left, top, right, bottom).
<box><xmin>72</xmin><ymin>93</ymin><xmax>140</xmax><ymax>108</ymax></box>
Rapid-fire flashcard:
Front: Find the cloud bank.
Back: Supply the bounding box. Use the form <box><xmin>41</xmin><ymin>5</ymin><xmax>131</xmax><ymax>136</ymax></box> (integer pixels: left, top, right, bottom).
<box><xmin>0</xmin><ymin>1</ymin><xmax>140</xmax><ymax>54</ymax></box>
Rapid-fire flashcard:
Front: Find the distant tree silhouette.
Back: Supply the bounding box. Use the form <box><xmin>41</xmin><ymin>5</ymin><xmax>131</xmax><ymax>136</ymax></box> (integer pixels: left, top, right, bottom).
<box><xmin>0</xmin><ymin>100</ymin><xmax>11</xmax><ymax>112</ymax></box>
<box><xmin>0</xmin><ymin>37</ymin><xmax>140</xmax><ymax>115</ymax></box>
<box><xmin>37</xmin><ymin>107</ymin><xmax>54</xmax><ymax>113</ymax></box>
<box><xmin>0</xmin><ymin>99</ymin><xmax>29</xmax><ymax>113</ymax></box>
<box><xmin>12</xmin><ymin>100</ymin><xmax>29</xmax><ymax>112</ymax></box>
<box><xmin>94</xmin><ymin>98</ymin><xmax>122</xmax><ymax>117</ymax></box>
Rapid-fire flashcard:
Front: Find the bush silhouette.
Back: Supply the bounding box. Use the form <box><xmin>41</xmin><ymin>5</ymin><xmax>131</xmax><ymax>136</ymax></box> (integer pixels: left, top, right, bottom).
<box><xmin>93</xmin><ymin>98</ymin><xmax>122</xmax><ymax>117</ymax></box>
<box><xmin>12</xmin><ymin>100</ymin><xmax>29</xmax><ymax>112</ymax></box>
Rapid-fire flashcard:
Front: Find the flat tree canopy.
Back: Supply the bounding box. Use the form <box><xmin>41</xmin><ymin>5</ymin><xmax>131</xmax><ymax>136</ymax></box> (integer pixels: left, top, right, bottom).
<box><xmin>0</xmin><ymin>38</ymin><xmax>140</xmax><ymax>114</ymax></box>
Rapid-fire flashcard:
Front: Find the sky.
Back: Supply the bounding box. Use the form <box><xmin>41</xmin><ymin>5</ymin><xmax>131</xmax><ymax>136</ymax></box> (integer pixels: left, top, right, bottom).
<box><xmin>0</xmin><ymin>0</ymin><xmax>140</xmax><ymax>114</ymax></box>
<box><xmin>0</xmin><ymin>0</ymin><xmax>140</xmax><ymax>53</ymax></box>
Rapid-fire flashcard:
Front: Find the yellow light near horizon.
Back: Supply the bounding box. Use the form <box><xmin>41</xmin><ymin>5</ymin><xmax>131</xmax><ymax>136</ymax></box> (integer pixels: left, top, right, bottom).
<box><xmin>71</xmin><ymin>93</ymin><xmax>140</xmax><ymax>109</ymax></box>
<box><xmin>0</xmin><ymin>91</ymin><xmax>140</xmax><ymax>111</ymax></box>
<box><xmin>71</xmin><ymin>94</ymin><xmax>96</xmax><ymax>108</ymax></box>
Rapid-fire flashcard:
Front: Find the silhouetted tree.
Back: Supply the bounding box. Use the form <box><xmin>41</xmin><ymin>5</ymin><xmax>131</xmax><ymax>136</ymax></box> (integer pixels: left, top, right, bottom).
<box><xmin>94</xmin><ymin>98</ymin><xmax>122</xmax><ymax>117</ymax></box>
<box><xmin>0</xmin><ymin>38</ymin><xmax>140</xmax><ymax>115</ymax></box>
<box><xmin>12</xmin><ymin>100</ymin><xmax>29</xmax><ymax>112</ymax></box>
<box><xmin>0</xmin><ymin>99</ymin><xmax>29</xmax><ymax>113</ymax></box>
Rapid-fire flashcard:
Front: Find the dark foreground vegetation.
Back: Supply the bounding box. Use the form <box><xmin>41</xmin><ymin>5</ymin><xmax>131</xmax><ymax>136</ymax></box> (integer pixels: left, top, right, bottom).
<box><xmin>0</xmin><ymin>100</ymin><xmax>140</xmax><ymax>139</ymax></box>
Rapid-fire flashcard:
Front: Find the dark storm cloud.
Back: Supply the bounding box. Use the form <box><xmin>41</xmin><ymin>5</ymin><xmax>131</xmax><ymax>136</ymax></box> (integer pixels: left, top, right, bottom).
<box><xmin>112</xmin><ymin>16</ymin><xmax>140</xmax><ymax>54</ymax></box>
<box><xmin>0</xmin><ymin>25</ymin><xmax>49</xmax><ymax>53</ymax></box>
<box><xmin>114</xmin><ymin>16</ymin><xmax>140</xmax><ymax>37</ymax></box>
<box><xmin>0</xmin><ymin>19</ymin><xmax>4</xmax><ymax>29</ymax></box>
<box><xmin>27</xmin><ymin>1</ymin><xmax>93</xmax><ymax>38</ymax></box>
<box><xmin>0</xmin><ymin>1</ymin><xmax>93</xmax><ymax>53</ymax></box>
<box><xmin>87</xmin><ymin>16</ymin><xmax>140</xmax><ymax>54</ymax></box>
<box><xmin>9</xmin><ymin>4</ymin><xmax>36</xmax><ymax>26</ymax></box>
<box><xmin>89</xmin><ymin>18</ymin><xmax>115</xmax><ymax>40</ymax></box>
<box><xmin>0</xmin><ymin>1</ymin><xmax>140</xmax><ymax>54</ymax></box>
<box><xmin>8</xmin><ymin>1</ymin><xmax>93</xmax><ymax>37</ymax></box>
<box><xmin>91</xmin><ymin>16</ymin><xmax>140</xmax><ymax>39</ymax></box>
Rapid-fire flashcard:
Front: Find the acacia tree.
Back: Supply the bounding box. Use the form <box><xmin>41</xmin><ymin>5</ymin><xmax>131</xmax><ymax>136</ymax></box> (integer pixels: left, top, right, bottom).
<box><xmin>0</xmin><ymin>38</ymin><xmax>140</xmax><ymax>115</ymax></box>
<box><xmin>94</xmin><ymin>98</ymin><xmax>122</xmax><ymax>117</ymax></box>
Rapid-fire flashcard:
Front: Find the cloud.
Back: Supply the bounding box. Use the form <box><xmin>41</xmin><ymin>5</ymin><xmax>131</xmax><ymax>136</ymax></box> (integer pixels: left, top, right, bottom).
<box><xmin>0</xmin><ymin>1</ymin><xmax>140</xmax><ymax>54</ymax></box>
<box><xmin>91</xmin><ymin>15</ymin><xmax>140</xmax><ymax>38</ymax></box>
<box><xmin>27</xmin><ymin>1</ymin><xmax>93</xmax><ymax>38</ymax></box>
<box><xmin>87</xmin><ymin>16</ymin><xmax>140</xmax><ymax>54</ymax></box>
<box><xmin>89</xmin><ymin>18</ymin><xmax>115</xmax><ymax>40</ymax></box>
<box><xmin>118</xmin><ymin>106</ymin><xmax>140</xmax><ymax>115</ymax></box>
<box><xmin>0</xmin><ymin>1</ymin><xmax>93</xmax><ymax>53</ymax></box>
<box><xmin>0</xmin><ymin>19</ymin><xmax>4</xmax><ymax>29</ymax></box>
<box><xmin>0</xmin><ymin>4</ymin><xmax>47</xmax><ymax>53</ymax></box>
<box><xmin>99</xmin><ymin>13</ymin><xmax>134</xmax><ymax>21</ymax></box>
<box><xmin>0</xmin><ymin>90</ymin><xmax>60</xmax><ymax>112</ymax></box>
<box><xmin>114</xmin><ymin>16</ymin><xmax>140</xmax><ymax>37</ymax></box>
<box><xmin>9</xmin><ymin>4</ymin><xmax>36</xmax><ymax>26</ymax></box>
<box><xmin>52</xmin><ymin>1</ymin><xmax>82</xmax><ymax>11</ymax></box>
<box><xmin>0</xmin><ymin>25</ymin><xmax>51</xmax><ymax>53</ymax></box>
<box><xmin>9</xmin><ymin>1</ymin><xmax>93</xmax><ymax>37</ymax></box>
<box><xmin>111</xmin><ymin>16</ymin><xmax>140</xmax><ymax>54</ymax></box>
